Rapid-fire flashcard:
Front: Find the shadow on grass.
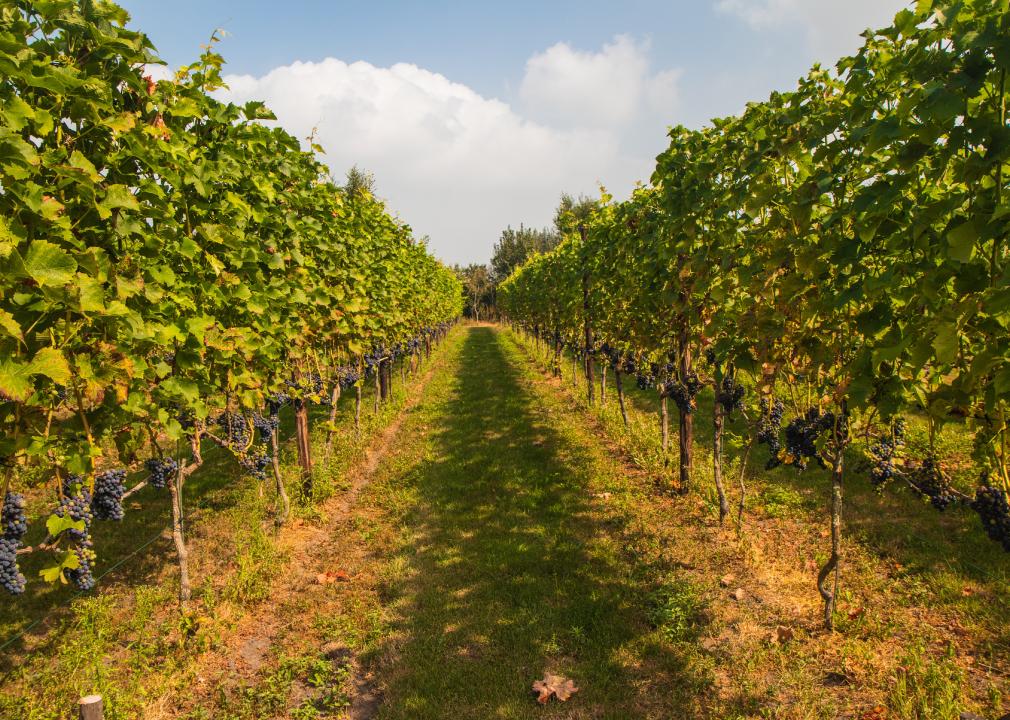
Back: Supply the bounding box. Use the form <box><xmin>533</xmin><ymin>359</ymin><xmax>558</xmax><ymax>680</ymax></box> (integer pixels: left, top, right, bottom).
<box><xmin>372</xmin><ymin>327</ymin><xmax>709</xmax><ymax>720</ymax></box>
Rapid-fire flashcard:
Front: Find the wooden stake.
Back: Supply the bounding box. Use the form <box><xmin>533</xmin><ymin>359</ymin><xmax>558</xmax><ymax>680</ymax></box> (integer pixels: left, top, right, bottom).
<box><xmin>79</xmin><ymin>694</ymin><xmax>103</xmax><ymax>720</ymax></box>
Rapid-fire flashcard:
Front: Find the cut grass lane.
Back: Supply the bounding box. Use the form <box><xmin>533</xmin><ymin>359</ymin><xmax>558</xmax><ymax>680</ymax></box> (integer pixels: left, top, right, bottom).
<box><xmin>363</xmin><ymin>325</ymin><xmax>707</xmax><ymax>719</ymax></box>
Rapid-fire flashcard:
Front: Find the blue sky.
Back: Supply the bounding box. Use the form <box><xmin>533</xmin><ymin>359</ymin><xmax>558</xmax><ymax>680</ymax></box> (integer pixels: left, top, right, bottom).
<box><xmin>120</xmin><ymin>0</ymin><xmax>909</xmax><ymax>264</ymax></box>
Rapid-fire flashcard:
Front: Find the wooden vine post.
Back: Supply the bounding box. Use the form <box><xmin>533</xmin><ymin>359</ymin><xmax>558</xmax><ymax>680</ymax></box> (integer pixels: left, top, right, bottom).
<box><xmin>78</xmin><ymin>695</ymin><xmax>103</xmax><ymax>720</ymax></box>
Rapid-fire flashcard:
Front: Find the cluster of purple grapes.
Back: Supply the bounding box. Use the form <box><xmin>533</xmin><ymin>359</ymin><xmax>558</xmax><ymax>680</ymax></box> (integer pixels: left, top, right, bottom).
<box><xmin>68</xmin><ymin>546</ymin><xmax>96</xmax><ymax>591</ymax></box>
<box><xmin>906</xmin><ymin>456</ymin><xmax>958</xmax><ymax>511</ymax></box>
<box><xmin>253</xmin><ymin>412</ymin><xmax>279</xmax><ymax>439</ymax></box>
<box><xmin>176</xmin><ymin>408</ymin><xmax>196</xmax><ymax>432</ymax></box>
<box><xmin>1</xmin><ymin>492</ymin><xmax>28</xmax><ymax>595</ymax></box>
<box><xmin>216</xmin><ymin>412</ymin><xmax>251</xmax><ymax>449</ymax></box>
<box><xmin>779</xmin><ymin>408</ymin><xmax>836</xmax><ymax>471</ymax></box>
<box><xmin>92</xmin><ymin>469</ymin><xmax>127</xmax><ymax>521</ymax></box>
<box><xmin>972</xmin><ymin>479</ymin><xmax>1010</xmax><ymax>552</ymax></box>
<box><xmin>758</xmin><ymin>398</ymin><xmax>785</xmax><ymax>469</ymax></box>
<box><xmin>58</xmin><ymin>477</ymin><xmax>92</xmax><ymax>538</ymax></box>
<box><xmin>337</xmin><ymin>365</ymin><xmax>360</xmax><ymax>390</ymax></box>
<box><xmin>717</xmin><ymin>374</ymin><xmax>745</xmax><ymax>415</ymax></box>
<box><xmin>57</xmin><ymin>477</ymin><xmax>96</xmax><ymax>591</ymax></box>
<box><xmin>239</xmin><ymin>445</ymin><xmax>271</xmax><ymax>481</ymax></box>
<box><xmin>867</xmin><ymin>419</ymin><xmax>906</xmax><ymax>487</ymax></box>
<box><xmin>364</xmin><ymin>349</ymin><xmax>384</xmax><ymax>377</ymax></box>
<box><xmin>668</xmin><ymin>371</ymin><xmax>703</xmax><ymax>415</ymax></box>
<box><xmin>3</xmin><ymin>492</ymin><xmax>28</xmax><ymax>538</ymax></box>
<box><xmin>145</xmin><ymin>457</ymin><xmax>179</xmax><ymax>490</ymax></box>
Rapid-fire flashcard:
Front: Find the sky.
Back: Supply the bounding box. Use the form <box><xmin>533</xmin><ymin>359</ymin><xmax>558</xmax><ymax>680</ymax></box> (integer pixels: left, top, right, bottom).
<box><xmin>119</xmin><ymin>0</ymin><xmax>910</xmax><ymax>266</ymax></box>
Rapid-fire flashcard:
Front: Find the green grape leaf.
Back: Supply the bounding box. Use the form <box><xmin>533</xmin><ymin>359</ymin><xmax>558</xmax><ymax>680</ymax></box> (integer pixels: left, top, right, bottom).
<box><xmin>20</xmin><ymin>240</ymin><xmax>77</xmax><ymax>287</ymax></box>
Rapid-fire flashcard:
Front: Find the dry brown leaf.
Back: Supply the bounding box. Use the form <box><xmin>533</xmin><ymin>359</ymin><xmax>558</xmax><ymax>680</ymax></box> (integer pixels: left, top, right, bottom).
<box><xmin>719</xmin><ymin>574</ymin><xmax>735</xmax><ymax>588</ymax></box>
<box><xmin>531</xmin><ymin>673</ymin><xmax>579</xmax><ymax>704</ymax></box>
<box><xmin>316</xmin><ymin>570</ymin><xmax>350</xmax><ymax>585</ymax></box>
<box><xmin>848</xmin><ymin>606</ymin><xmax>865</xmax><ymax>621</ymax></box>
<box><xmin>769</xmin><ymin>625</ymin><xmax>794</xmax><ymax>644</ymax></box>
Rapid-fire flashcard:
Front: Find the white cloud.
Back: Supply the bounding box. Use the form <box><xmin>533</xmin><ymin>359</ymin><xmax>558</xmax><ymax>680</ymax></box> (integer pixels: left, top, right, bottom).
<box><xmin>519</xmin><ymin>35</ymin><xmax>679</xmax><ymax>130</ymax></box>
<box><xmin>218</xmin><ymin>41</ymin><xmax>678</xmax><ymax>265</ymax></box>
<box><xmin>715</xmin><ymin>0</ymin><xmax>909</xmax><ymax>64</ymax></box>
<box><xmin>143</xmin><ymin>63</ymin><xmax>175</xmax><ymax>83</ymax></box>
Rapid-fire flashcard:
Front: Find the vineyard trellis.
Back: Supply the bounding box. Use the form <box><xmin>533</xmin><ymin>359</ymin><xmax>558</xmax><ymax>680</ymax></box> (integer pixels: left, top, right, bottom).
<box><xmin>0</xmin><ymin>1</ymin><xmax>463</xmax><ymax>603</ymax></box>
<box><xmin>499</xmin><ymin>0</ymin><xmax>1010</xmax><ymax>629</ymax></box>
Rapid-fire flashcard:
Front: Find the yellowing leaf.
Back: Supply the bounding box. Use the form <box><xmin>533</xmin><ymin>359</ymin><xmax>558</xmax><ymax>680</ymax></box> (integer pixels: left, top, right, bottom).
<box><xmin>29</xmin><ymin>347</ymin><xmax>71</xmax><ymax>384</ymax></box>
<box><xmin>21</xmin><ymin>240</ymin><xmax>77</xmax><ymax>287</ymax></box>
<box><xmin>0</xmin><ymin>309</ymin><xmax>23</xmax><ymax>340</ymax></box>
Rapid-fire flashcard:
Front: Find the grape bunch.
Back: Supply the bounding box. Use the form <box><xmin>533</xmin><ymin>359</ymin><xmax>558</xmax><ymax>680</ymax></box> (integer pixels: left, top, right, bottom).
<box><xmin>669</xmin><ymin>371</ymin><xmax>703</xmax><ymax>414</ymax></box>
<box><xmin>56</xmin><ymin>481</ymin><xmax>93</xmax><ymax>541</ymax></box>
<box><xmin>91</xmin><ymin>469</ymin><xmax>127</xmax><ymax>521</ymax></box>
<box><xmin>0</xmin><ymin>537</ymin><xmax>26</xmax><ymax>595</ymax></box>
<box><xmin>636</xmin><ymin>371</ymin><xmax>655</xmax><ymax>390</ymax></box>
<box><xmin>67</xmin><ymin>545</ymin><xmax>96</xmax><ymax>591</ymax></box>
<box><xmin>216</xmin><ymin>411</ymin><xmax>251</xmax><ymax>450</ymax></box>
<box><xmin>1</xmin><ymin>491</ymin><xmax>28</xmax><ymax>595</ymax></box>
<box><xmin>717</xmin><ymin>374</ymin><xmax>745</xmax><ymax>415</ymax></box>
<box><xmin>780</xmin><ymin>408</ymin><xmax>835</xmax><ymax>471</ymax></box>
<box><xmin>364</xmin><ymin>349</ymin><xmax>383</xmax><ymax>377</ymax></box>
<box><xmin>757</xmin><ymin>398</ymin><xmax>785</xmax><ymax>469</ymax></box>
<box><xmin>2</xmin><ymin>492</ymin><xmax>28</xmax><ymax>539</ymax></box>
<box><xmin>907</xmin><ymin>456</ymin><xmax>958</xmax><ymax>511</ymax></box>
<box><xmin>176</xmin><ymin>408</ymin><xmax>196</xmax><ymax>432</ymax></box>
<box><xmin>56</xmin><ymin>477</ymin><xmax>98</xmax><ymax>591</ymax></box>
<box><xmin>239</xmin><ymin>444</ymin><xmax>271</xmax><ymax>481</ymax></box>
<box><xmin>867</xmin><ymin>420</ymin><xmax>906</xmax><ymax>487</ymax></box>
<box><xmin>145</xmin><ymin>457</ymin><xmax>179</xmax><ymax>490</ymax></box>
<box><xmin>337</xmin><ymin>365</ymin><xmax>361</xmax><ymax>390</ymax></box>
<box><xmin>971</xmin><ymin>480</ymin><xmax>1010</xmax><ymax>552</ymax></box>
<box><xmin>253</xmin><ymin>412</ymin><xmax>279</xmax><ymax>440</ymax></box>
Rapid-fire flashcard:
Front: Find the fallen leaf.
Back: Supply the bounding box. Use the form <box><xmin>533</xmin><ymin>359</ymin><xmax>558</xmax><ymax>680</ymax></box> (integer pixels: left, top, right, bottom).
<box><xmin>769</xmin><ymin>626</ymin><xmax>794</xmax><ymax>644</ymax></box>
<box><xmin>730</xmin><ymin>588</ymin><xmax>746</xmax><ymax>601</ymax></box>
<box><xmin>532</xmin><ymin>673</ymin><xmax>579</xmax><ymax>704</ymax></box>
<box><xmin>961</xmin><ymin>586</ymin><xmax>974</xmax><ymax>597</ymax></box>
<box><xmin>860</xmin><ymin>706</ymin><xmax>887</xmax><ymax>720</ymax></box>
<box><xmin>848</xmin><ymin>607</ymin><xmax>865</xmax><ymax>621</ymax></box>
<box><xmin>316</xmin><ymin>570</ymin><xmax>350</xmax><ymax>585</ymax></box>
<box><xmin>719</xmin><ymin>574</ymin><xmax>735</xmax><ymax>588</ymax></box>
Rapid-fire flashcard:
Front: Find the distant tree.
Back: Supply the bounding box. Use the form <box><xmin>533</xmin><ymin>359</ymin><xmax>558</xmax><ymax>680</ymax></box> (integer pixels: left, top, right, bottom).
<box><xmin>554</xmin><ymin>192</ymin><xmax>597</xmax><ymax>235</ymax></box>
<box><xmin>454</xmin><ymin>263</ymin><xmax>493</xmax><ymax>321</ymax></box>
<box><xmin>490</xmin><ymin>225</ymin><xmax>559</xmax><ymax>283</ymax></box>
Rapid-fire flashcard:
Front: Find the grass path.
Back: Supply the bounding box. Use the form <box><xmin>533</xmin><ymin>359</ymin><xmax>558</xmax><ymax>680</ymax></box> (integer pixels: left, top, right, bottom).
<box><xmin>355</xmin><ymin>325</ymin><xmax>706</xmax><ymax>719</ymax></box>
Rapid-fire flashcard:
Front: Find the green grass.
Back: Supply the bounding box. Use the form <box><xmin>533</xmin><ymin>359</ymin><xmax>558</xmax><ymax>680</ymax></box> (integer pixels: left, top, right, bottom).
<box><xmin>356</xmin><ymin>326</ymin><xmax>710</xmax><ymax>719</ymax></box>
